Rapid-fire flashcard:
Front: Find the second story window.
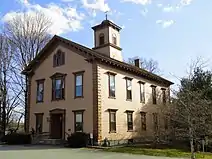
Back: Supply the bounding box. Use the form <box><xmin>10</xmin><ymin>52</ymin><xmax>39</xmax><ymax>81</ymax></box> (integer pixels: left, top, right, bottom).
<box><xmin>125</xmin><ymin>77</ymin><xmax>132</xmax><ymax>100</ymax></box>
<box><xmin>99</xmin><ymin>33</ymin><xmax>105</xmax><ymax>45</ymax></box>
<box><xmin>51</xmin><ymin>73</ymin><xmax>66</xmax><ymax>100</ymax></box>
<box><xmin>36</xmin><ymin>79</ymin><xmax>45</xmax><ymax>103</ymax></box>
<box><xmin>140</xmin><ymin>112</ymin><xmax>146</xmax><ymax>131</ymax></box>
<box><xmin>73</xmin><ymin>71</ymin><xmax>84</xmax><ymax>98</ymax></box>
<box><xmin>162</xmin><ymin>88</ymin><xmax>166</xmax><ymax>104</ymax></box>
<box><xmin>127</xmin><ymin>111</ymin><xmax>133</xmax><ymax>131</ymax></box>
<box><xmin>53</xmin><ymin>50</ymin><xmax>65</xmax><ymax>67</ymax></box>
<box><xmin>139</xmin><ymin>82</ymin><xmax>145</xmax><ymax>103</ymax></box>
<box><xmin>112</xmin><ymin>33</ymin><xmax>117</xmax><ymax>45</ymax></box>
<box><xmin>108</xmin><ymin>73</ymin><xmax>116</xmax><ymax>98</ymax></box>
<box><xmin>151</xmin><ymin>85</ymin><xmax>157</xmax><ymax>104</ymax></box>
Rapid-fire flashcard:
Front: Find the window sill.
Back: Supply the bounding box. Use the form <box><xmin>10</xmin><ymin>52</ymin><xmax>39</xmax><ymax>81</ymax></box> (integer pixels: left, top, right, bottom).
<box><xmin>109</xmin><ymin>131</ymin><xmax>116</xmax><ymax>133</ymax></box>
<box><xmin>108</xmin><ymin>96</ymin><xmax>116</xmax><ymax>99</ymax></box>
<box><xmin>127</xmin><ymin>130</ymin><xmax>134</xmax><ymax>132</ymax></box>
<box><xmin>74</xmin><ymin>96</ymin><xmax>84</xmax><ymax>99</ymax></box>
<box><xmin>36</xmin><ymin>101</ymin><xmax>44</xmax><ymax>103</ymax></box>
<box><xmin>51</xmin><ymin>98</ymin><xmax>65</xmax><ymax>101</ymax></box>
<box><xmin>126</xmin><ymin>99</ymin><xmax>132</xmax><ymax>102</ymax></box>
<box><xmin>140</xmin><ymin>101</ymin><xmax>145</xmax><ymax>104</ymax></box>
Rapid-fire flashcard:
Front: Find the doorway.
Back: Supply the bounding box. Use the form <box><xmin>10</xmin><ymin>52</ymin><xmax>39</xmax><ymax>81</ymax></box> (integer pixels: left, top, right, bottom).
<box><xmin>49</xmin><ymin>109</ymin><xmax>65</xmax><ymax>139</ymax></box>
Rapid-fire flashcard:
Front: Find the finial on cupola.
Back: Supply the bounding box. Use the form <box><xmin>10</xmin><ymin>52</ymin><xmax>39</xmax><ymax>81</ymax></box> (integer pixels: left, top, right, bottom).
<box><xmin>105</xmin><ymin>11</ymin><xmax>108</xmax><ymax>20</ymax></box>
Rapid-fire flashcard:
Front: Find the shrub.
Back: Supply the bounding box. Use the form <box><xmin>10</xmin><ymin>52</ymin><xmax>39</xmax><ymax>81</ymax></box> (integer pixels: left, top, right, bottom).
<box><xmin>1</xmin><ymin>132</ymin><xmax>31</xmax><ymax>145</ymax></box>
<box><xmin>67</xmin><ymin>132</ymin><xmax>89</xmax><ymax>148</ymax></box>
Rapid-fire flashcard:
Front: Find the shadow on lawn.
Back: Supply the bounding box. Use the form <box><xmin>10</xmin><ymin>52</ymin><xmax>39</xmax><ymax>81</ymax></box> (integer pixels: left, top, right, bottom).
<box><xmin>0</xmin><ymin>145</ymin><xmax>65</xmax><ymax>151</ymax></box>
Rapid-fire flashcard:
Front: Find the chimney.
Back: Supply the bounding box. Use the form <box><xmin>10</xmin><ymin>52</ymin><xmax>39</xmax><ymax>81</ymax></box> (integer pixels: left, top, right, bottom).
<box><xmin>134</xmin><ymin>59</ymin><xmax>141</xmax><ymax>68</ymax></box>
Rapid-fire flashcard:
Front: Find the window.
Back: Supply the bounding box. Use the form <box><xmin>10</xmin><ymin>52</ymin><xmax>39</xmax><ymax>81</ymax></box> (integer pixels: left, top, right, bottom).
<box><xmin>140</xmin><ymin>112</ymin><xmax>146</xmax><ymax>131</ymax></box>
<box><xmin>109</xmin><ymin>110</ymin><xmax>117</xmax><ymax>132</ymax></box>
<box><xmin>151</xmin><ymin>86</ymin><xmax>157</xmax><ymax>104</ymax></box>
<box><xmin>153</xmin><ymin>113</ymin><xmax>159</xmax><ymax>132</ymax></box>
<box><xmin>52</xmin><ymin>76</ymin><xmax>65</xmax><ymax>100</ymax></box>
<box><xmin>125</xmin><ymin>78</ymin><xmax>132</xmax><ymax>100</ymax></box>
<box><xmin>164</xmin><ymin>117</ymin><xmax>168</xmax><ymax>130</ymax></box>
<box><xmin>36</xmin><ymin>79</ymin><xmax>44</xmax><ymax>102</ymax></box>
<box><xmin>53</xmin><ymin>50</ymin><xmax>65</xmax><ymax>67</ymax></box>
<box><xmin>108</xmin><ymin>73</ymin><xmax>116</xmax><ymax>98</ymax></box>
<box><xmin>168</xmin><ymin>88</ymin><xmax>171</xmax><ymax>103</ymax></box>
<box><xmin>99</xmin><ymin>33</ymin><xmax>105</xmax><ymax>45</ymax></box>
<box><xmin>73</xmin><ymin>110</ymin><xmax>84</xmax><ymax>132</ymax></box>
<box><xmin>162</xmin><ymin>89</ymin><xmax>166</xmax><ymax>104</ymax></box>
<box><xmin>74</xmin><ymin>71</ymin><xmax>84</xmax><ymax>98</ymax></box>
<box><xmin>112</xmin><ymin>33</ymin><xmax>117</xmax><ymax>45</ymax></box>
<box><xmin>127</xmin><ymin>112</ymin><xmax>133</xmax><ymax>131</ymax></box>
<box><xmin>35</xmin><ymin>113</ymin><xmax>43</xmax><ymax>133</ymax></box>
<box><xmin>139</xmin><ymin>82</ymin><xmax>145</xmax><ymax>103</ymax></box>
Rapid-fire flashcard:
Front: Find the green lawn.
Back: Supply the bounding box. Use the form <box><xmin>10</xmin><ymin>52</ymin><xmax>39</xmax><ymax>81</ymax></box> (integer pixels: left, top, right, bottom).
<box><xmin>104</xmin><ymin>146</ymin><xmax>212</xmax><ymax>159</ymax></box>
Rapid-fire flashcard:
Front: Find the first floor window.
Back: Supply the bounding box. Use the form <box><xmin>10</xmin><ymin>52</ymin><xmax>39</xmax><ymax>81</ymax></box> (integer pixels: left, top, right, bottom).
<box><xmin>35</xmin><ymin>113</ymin><xmax>43</xmax><ymax>133</ymax></box>
<box><xmin>127</xmin><ymin>112</ymin><xmax>133</xmax><ymax>131</ymax></box>
<box><xmin>153</xmin><ymin>113</ymin><xmax>159</xmax><ymax>132</ymax></box>
<box><xmin>74</xmin><ymin>111</ymin><xmax>84</xmax><ymax>132</ymax></box>
<box><xmin>140</xmin><ymin>112</ymin><xmax>146</xmax><ymax>131</ymax></box>
<box><xmin>36</xmin><ymin>79</ymin><xmax>44</xmax><ymax>102</ymax></box>
<box><xmin>164</xmin><ymin>117</ymin><xmax>168</xmax><ymax>130</ymax></box>
<box><xmin>109</xmin><ymin>110</ymin><xmax>117</xmax><ymax>132</ymax></box>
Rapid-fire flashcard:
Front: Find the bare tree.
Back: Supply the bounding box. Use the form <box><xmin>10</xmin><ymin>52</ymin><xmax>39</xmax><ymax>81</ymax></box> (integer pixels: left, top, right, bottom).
<box><xmin>0</xmin><ymin>33</ymin><xmax>24</xmax><ymax>133</ymax></box>
<box><xmin>3</xmin><ymin>12</ymin><xmax>52</xmax><ymax>132</ymax></box>
<box><xmin>162</xmin><ymin>59</ymin><xmax>212</xmax><ymax>159</ymax></box>
<box><xmin>127</xmin><ymin>57</ymin><xmax>161</xmax><ymax>74</ymax></box>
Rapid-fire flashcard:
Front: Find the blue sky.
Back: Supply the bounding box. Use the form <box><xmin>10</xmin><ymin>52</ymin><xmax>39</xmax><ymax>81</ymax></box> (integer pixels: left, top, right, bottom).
<box><xmin>1</xmin><ymin>0</ymin><xmax>212</xmax><ymax>86</ymax></box>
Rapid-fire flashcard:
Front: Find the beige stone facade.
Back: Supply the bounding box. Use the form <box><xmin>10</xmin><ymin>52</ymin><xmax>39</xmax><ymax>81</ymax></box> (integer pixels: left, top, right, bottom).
<box><xmin>23</xmin><ymin>20</ymin><xmax>173</xmax><ymax>144</ymax></box>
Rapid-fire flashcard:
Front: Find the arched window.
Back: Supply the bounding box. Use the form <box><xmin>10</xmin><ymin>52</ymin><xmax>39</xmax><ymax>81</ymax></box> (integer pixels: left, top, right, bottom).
<box><xmin>112</xmin><ymin>33</ymin><xmax>117</xmax><ymax>45</ymax></box>
<box><xmin>99</xmin><ymin>33</ymin><xmax>105</xmax><ymax>45</ymax></box>
<box><xmin>53</xmin><ymin>50</ymin><xmax>65</xmax><ymax>67</ymax></box>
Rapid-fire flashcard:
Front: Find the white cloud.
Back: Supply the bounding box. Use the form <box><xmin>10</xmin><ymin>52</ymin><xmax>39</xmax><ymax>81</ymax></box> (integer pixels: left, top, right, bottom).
<box><xmin>180</xmin><ymin>0</ymin><xmax>193</xmax><ymax>6</ymax></box>
<box><xmin>122</xmin><ymin>0</ymin><xmax>151</xmax><ymax>5</ymax></box>
<box><xmin>157</xmin><ymin>3</ymin><xmax>163</xmax><ymax>8</ymax></box>
<box><xmin>156</xmin><ymin>20</ymin><xmax>175</xmax><ymax>28</ymax></box>
<box><xmin>61</xmin><ymin>0</ymin><xmax>74</xmax><ymax>2</ymax></box>
<box><xmin>17</xmin><ymin>0</ymin><xmax>29</xmax><ymax>5</ymax></box>
<box><xmin>163</xmin><ymin>5</ymin><xmax>175</xmax><ymax>12</ymax></box>
<box><xmin>82</xmin><ymin>0</ymin><xmax>110</xmax><ymax>12</ymax></box>
<box><xmin>140</xmin><ymin>8</ymin><xmax>148</xmax><ymax>16</ymax></box>
<box><xmin>160</xmin><ymin>0</ymin><xmax>194</xmax><ymax>13</ymax></box>
<box><xmin>3</xmin><ymin>1</ymin><xmax>85</xmax><ymax>35</ymax></box>
<box><xmin>156</xmin><ymin>20</ymin><xmax>163</xmax><ymax>24</ymax></box>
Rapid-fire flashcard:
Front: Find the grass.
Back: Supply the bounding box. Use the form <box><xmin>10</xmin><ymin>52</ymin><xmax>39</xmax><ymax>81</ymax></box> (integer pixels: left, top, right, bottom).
<box><xmin>104</xmin><ymin>146</ymin><xmax>212</xmax><ymax>158</ymax></box>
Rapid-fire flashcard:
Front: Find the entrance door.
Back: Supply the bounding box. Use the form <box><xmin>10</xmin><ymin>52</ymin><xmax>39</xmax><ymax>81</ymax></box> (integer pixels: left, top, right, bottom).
<box><xmin>50</xmin><ymin>114</ymin><xmax>63</xmax><ymax>139</ymax></box>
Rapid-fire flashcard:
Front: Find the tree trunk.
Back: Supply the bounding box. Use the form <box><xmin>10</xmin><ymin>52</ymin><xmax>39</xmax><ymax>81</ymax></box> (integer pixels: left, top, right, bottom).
<box><xmin>189</xmin><ymin>127</ymin><xmax>196</xmax><ymax>159</ymax></box>
<box><xmin>2</xmin><ymin>64</ymin><xmax>7</xmax><ymax>135</ymax></box>
<box><xmin>24</xmin><ymin>75</ymin><xmax>28</xmax><ymax>132</ymax></box>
